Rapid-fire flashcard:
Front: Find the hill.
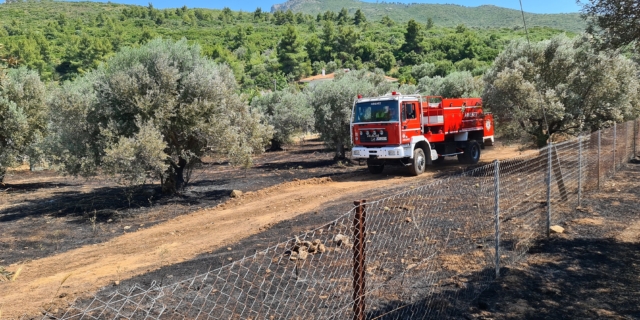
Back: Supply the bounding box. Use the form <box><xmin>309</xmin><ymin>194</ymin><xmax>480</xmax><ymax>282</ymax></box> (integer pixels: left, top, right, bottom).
<box><xmin>0</xmin><ymin>1</ymin><xmax>573</xmax><ymax>89</ymax></box>
<box><xmin>272</xmin><ymin>0</ymin><xmax>586</xmax><ymax>33</ymax></box>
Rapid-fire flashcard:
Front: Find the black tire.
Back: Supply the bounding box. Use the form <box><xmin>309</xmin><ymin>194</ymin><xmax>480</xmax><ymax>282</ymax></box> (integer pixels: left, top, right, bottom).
<box><xmin>367</xmin><ymin>160</ymin><xmax>384</xmax><ymax>174</ymax></box>
<box><xmin>408</xmin><ymin>148</ymin><xmax>426</xmax><ymax>176</ymax></box>
<box><xmin>458</xmin><ymin>140</ymin><xmax>481</xmax><ymax>164</ymax></box>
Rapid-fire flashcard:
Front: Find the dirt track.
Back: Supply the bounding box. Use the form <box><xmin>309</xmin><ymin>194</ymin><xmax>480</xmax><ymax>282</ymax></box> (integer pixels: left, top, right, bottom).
<box><xmin>0</xmin><ymin>144</ymin><xmax>534</xmax><ymax>318</ymax></box>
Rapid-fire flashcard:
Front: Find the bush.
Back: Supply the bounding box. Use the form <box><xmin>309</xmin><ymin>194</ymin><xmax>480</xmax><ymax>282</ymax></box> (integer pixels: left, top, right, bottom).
<box><xmin>0</xmin><ymin>67</ymin><xmax>47</xmax><ymax>182</ymax></box>
<box><xmin>49</xmin><ymin>38</ymin><xmax>273</xmax><ymax>192</ymax></box>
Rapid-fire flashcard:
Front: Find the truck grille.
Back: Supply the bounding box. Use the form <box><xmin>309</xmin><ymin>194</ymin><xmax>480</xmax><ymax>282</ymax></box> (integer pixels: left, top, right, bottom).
<box><xmin>359</xmin><ymin>129</ymin><xmax>388</xmax><ymax>143</ymax></box>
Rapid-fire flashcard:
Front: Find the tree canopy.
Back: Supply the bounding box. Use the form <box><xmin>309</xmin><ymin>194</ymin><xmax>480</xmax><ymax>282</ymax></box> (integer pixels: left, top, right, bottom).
<box><xmin>0</xmin><ymin>67</ymin><xmax>47</xmax><ymax>182</ymax></box>
<box><xmin>581</xmin><ymin>0</ymin><xmax>640</xmax><ymax>49</ymax></box>
<box><xmin>483</xmin><ymin>34</ymin><xmax>640</xmax><ymax>146</ymax></box>
<box><xmin>48</xmin><ymin>38</ymin><xmax>273</xmax><ymax>192</ymax></box>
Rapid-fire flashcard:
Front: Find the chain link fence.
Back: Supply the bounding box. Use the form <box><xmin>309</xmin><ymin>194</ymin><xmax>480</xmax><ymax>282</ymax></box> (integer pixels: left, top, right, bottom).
<box><xmin>49</xmin><ymin>120</ymin><xmax>639</xmax><ymax>320</ymax></box>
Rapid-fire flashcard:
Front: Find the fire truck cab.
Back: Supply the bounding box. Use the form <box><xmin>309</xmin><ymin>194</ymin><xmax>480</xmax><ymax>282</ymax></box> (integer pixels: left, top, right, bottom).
<box><xmin>350</xmin><ymin>92</ymin><xmax>494</xmax><ymax>175</ymax></box>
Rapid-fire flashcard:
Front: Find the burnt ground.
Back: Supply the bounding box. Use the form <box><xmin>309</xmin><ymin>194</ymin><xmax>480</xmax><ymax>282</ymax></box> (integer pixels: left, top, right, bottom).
<box><xmin>53</xmin><ymin>161</ymin><xmax>640</xmax><ymax>319</ymax></box>
<box><xmin>0</xmin><ymin>137</ymin><xmax>489</xmax><ymax>268</ymax></box>
<box><xmin>465</xmin><ymin>161</ymin><xmax>640</xmax><ymax>320</ymax></box>
<box><xmin>0</xmin><ymin>139</ymin><xmax>360</xmax><ymax>266</ymax></box>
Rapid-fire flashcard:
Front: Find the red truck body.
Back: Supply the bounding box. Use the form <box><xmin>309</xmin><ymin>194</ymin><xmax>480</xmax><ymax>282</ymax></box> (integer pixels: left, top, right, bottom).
<box><xmin>351</xmin><ymin>93</ymin><xmax>494</xmax><ymax>175</ymax></box>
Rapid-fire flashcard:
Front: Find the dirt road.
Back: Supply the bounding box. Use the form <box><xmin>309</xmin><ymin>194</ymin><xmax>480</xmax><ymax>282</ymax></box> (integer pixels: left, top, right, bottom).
<box><xmin>0</xmin><ymin>145</ymin><xmax>534</xmax><ymax>318</ymax></box>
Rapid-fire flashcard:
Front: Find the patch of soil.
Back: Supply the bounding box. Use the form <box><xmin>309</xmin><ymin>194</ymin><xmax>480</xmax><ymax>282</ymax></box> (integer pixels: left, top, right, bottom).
<box><xmin>0</xmin><ymin>141</ymin><xmax>534</xmax><ymax>319</ymax></box>
<box><xmin>465</xmin><ymin>162</ymin><xmax>640</xmax><ymax>320</ymax></box>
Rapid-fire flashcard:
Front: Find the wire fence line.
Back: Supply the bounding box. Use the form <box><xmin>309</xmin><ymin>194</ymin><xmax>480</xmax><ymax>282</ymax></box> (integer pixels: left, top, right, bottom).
<box><xmin>48</xmin><ymin>120</ymin><xmax>640</xmax><ymax>320</ymax></box>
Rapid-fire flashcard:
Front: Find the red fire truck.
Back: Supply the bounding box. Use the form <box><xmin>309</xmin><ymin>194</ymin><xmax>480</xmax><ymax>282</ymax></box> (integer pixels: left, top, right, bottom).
<box><xmin>350</xmin><ymin>92</ymin><xmax>494</xmax><ymax>175</ymax></box>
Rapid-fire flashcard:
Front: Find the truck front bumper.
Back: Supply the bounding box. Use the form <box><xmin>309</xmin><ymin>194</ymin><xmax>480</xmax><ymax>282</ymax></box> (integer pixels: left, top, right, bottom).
<box><xmin>351</xmin><ymin>145</ymin><xmax>412</xmax><ymax>159</ymax></box>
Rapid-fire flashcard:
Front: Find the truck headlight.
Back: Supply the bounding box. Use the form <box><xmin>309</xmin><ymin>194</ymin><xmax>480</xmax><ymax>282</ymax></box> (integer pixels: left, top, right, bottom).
<box><xmin>353</xmin><ymin>150</ymin><xmax>360</xmax><ymax>156</ymax></box>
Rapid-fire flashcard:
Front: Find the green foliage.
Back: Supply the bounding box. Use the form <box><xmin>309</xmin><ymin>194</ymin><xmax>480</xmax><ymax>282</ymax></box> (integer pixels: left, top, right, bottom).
<box><xmin>354</xmin><ymin>9</ymin><xmax>366</xmax><ymax>26</ymax></box>
<box><xmin>401</xmin><ymin>19</ymin><xmax>423</xmax><ymax>54</ymax></box>
<box><xmin>306</xmin><ymin>69</ymin><xmax>394</xmax><ymax>158</ymax></box>
<box><xmin>48</xmin><ymin>38</ymin><xmax>273</xmax><ymax>191</ymax></box>
<box><xmin>417</xmin><ymin>71</ymin><xmax>482</xmax><ymax>98</ymax></box>
<box><xmin>0</xmin><ymin>67</ymin><xmax>47</xmax><ymax>182</ymax></box>
<box><xmin>251</xmin><ymin>88</ymin><xmax>314</xmax><ymax>150</ymax></box>
<box><xmin>0</xmin><ymin>1</ymin><xmax>574</xmax><ymax>91</ymax></box>
<box><xmin>581</xmin><ymin>0</ymin><xmax>640</xmax><ymax>50</ymax></box>
<box><xmin>273</xmin><ymin>0</ymin><xmax>586</xmax><ymax>32</ymax></box>
<box><xmin>277</xmin><ymin>25</ymin><xmax>310</xmax><ymax>80</ymax></box>
<box><xmin>483</xmin><ymin>34</ymin><xmax>640</xmax><ymax>146</ymax></box>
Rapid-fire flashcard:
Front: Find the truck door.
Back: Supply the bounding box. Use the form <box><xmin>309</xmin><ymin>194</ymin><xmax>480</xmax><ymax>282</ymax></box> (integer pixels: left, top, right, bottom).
<box><xmin>401</xmin><ymin>101</ymin><xmax>421</xmax><ymax>144</ymax></box>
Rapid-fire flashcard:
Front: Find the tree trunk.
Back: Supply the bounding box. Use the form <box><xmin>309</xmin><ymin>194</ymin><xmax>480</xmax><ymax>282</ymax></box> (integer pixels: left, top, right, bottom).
<box><xmin>270</xmin><ymin>139</ymin><xmax>283</xmax><ymax>151</ymax></box>
<box><xmin>162</xmin><ymin>157</ymin><xmax>188</xmax><ymax>194</ymax></box>
<box><xmin>334</xmin><ymin>144</ymin><xmax>346</xmax><ymax>160</ymax></box>
<box><xmin>0</xmin><ymin>166</ymin><xmax>5</xmax><ymax>184</ymax></box>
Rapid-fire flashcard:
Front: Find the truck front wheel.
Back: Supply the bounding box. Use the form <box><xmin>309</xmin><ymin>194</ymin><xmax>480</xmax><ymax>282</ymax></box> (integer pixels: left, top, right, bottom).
<box><xmin>458</xmin><ymin>140</ymin><xmax>481</xmax><ymax>164</ymax></box>
<box><xmin>408</xmin><ymin>148</ymin><xmax>426</xmax><ymax>176</ymax></box>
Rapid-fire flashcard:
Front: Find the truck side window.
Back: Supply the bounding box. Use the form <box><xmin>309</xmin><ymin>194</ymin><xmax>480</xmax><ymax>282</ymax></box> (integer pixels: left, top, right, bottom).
<box><xmin>403</xmin><ymin>103</ymin><xmax>416</xmax><ymax>121</ymax></box>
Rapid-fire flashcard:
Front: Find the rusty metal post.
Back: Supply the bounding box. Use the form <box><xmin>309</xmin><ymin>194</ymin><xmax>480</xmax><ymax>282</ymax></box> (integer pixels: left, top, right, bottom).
<box><xmin>352</xmin><ymin>200</ymin><xmax>367</xmax><ymax>320</ymax></box>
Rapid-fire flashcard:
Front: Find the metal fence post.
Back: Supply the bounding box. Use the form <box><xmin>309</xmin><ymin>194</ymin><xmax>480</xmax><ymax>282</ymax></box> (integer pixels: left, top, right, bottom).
<box><xmin>493</xmin><ymin>160</ymin><xmax>500</xmax><ymax>278</ymax></box>
<box><xmin>597</xmin><ymin>130</ymin><xmax>601</xmax><ymax>190</ymax></box>
<box><xmin>352</xmin><ymin>200</ymin><xmax>367</xmax><ymax>320</ymax></box>
<box><xmin>633</xmin><ymin>120</ymin><xmax>640</xmax><ymax>158</ymax></box>
<box><xmin>546</xmin><ymin>144</ymin><xmax>552</xmax><ymax>237</ymax></box>
<box><xmin>578</xmin><ymin>135</ymin><xmax>582</xmax><ymax>207</ymax></box>
<box><xmin>613</xmin><ymin>122</ymin><xmax>617</xmax><ymax>173</ymax></box>
<box><xmin>625</xmin><ymin>121</ymin><xmax>629</xmax><ymax>160</ymax></box>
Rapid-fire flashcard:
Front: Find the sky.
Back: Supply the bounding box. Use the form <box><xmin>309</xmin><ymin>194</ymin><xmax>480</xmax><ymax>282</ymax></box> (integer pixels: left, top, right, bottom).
<box><xmin>84</xmin><ymin>0</ymin><xmax>583</xmax><ymax>14</ymax></box>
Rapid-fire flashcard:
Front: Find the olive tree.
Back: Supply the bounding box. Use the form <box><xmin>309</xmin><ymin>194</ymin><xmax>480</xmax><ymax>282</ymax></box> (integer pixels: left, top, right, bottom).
<box><xmin>0</xmin><ymin>67</ymin><xmax>47</xmax><ymax>183</ymax></box>
<box><xmin>250</xmin><ymin>89</ymin><xmax>313</xmax><ymax>150</ymax></box>
<box><xmin>417</xmin><ymin>71</ymin><xmax>482</xmax><ymax>98</ymax></box>
<box><xmin>49</xmin><ymin>38</ymin><xmax>272</xmax><ymax>192</ymax></box>
<box><xmin>483</xmin><ymin>34</ymin><xmax>640</xmax><ymax>146</ymax></box>
<box><xmin>581</xmin><ymin>0</ymin><xmax>640</xmax><ymax>50</ymax></box>
<box><xmin>307</xmin><ymin>69</ymin><xmax>394</xmax><ymax>158</ymax></box>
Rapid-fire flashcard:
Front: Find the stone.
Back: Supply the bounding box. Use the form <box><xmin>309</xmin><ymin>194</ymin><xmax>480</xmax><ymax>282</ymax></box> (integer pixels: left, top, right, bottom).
<box><xmin>298</xmin><ymin>249</ymin><xmax>309</xmax><ymax>260</ymax></box>
<box><xmin>123</xmin><ymin>226</ymin><xmax>131</xmax><ymax>230</ymax></box>
<box><xmin>317</xmin><ymin>244</ymin><xmax>326</xmax><ymax>253</ymax></box>
<box><xmin>312</xmin><ymin>239</ymin><xmax>322</xmax><ymax>245</ymax></box>
<box><xmin>405</xmin><ymin>217</ymin><xmax>412</xmax><ymax>223</ymax></box>
<box><xmin>333</xmin><ymin>234</ymin><xmax>351</xmax><ymax>247</ymax></box>
<box><xmin>230</xmin><ymin>190</ymin><xmax>243</xmax><ymax>198</ymax></box>
<box><xmin>550</xmin><ymin>225</ymin><xmax>565</xmax><ymax>234</ymax></box>
<box><xmin>289</xmin><ymin>252</ymin><xmax>298</xmax><ymax>261</ymax></box>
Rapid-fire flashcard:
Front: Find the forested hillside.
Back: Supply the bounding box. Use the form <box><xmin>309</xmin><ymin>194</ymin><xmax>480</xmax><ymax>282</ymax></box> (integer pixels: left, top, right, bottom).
<box><xmin>272</xmin><ymin>0</ymin><xmax>586</xmax><ymax>32</ymax></box>
<box><xmin>0</xmin><ymin>0</ymin><xmax>572</xmax><ymax>91</ymax></box>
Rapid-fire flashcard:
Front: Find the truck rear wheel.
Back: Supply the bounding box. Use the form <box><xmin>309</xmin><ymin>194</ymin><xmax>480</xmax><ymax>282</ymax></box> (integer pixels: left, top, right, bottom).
<box><xmin>367</xmin><ymin>159</ymin><xmax>384</xmax><ymax>174</ymax></box>
<box><xmin>408</xmin><ymin>148</ymin><xmax>426</xmax><ymax>176</ymax></box>
<box><xmin>458</xmin><ymin>140</ymin><xmax>481</xmax><ymax>164</ymax></box>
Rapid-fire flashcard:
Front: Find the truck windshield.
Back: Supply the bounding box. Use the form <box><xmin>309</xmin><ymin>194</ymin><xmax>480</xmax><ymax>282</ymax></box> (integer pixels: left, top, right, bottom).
<box><xmin>353</xmin><ymin>101</ymin><xmax>399</xmax><ymax>123</ymax></box>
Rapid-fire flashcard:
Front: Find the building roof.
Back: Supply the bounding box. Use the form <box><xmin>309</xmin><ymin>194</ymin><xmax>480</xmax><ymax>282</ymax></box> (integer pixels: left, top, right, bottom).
<box><xmin>298</xmin><ymin>71</ymin><xmax>398</xmax><ymax>84</ymax></box>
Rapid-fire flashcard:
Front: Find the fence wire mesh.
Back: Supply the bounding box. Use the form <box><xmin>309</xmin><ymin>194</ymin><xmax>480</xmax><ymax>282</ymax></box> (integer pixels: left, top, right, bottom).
<box><xmin>48</xmin><ymin>120</ymin><xmax>640</xmax><ymax>320</ymax></box>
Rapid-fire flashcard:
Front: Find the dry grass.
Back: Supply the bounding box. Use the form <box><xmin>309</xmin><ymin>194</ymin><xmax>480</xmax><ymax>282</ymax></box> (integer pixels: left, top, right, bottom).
<box><xmin>10</xmin><ymin>266</ymin><xmax>21</xmax><ymax>282</ymax></box>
